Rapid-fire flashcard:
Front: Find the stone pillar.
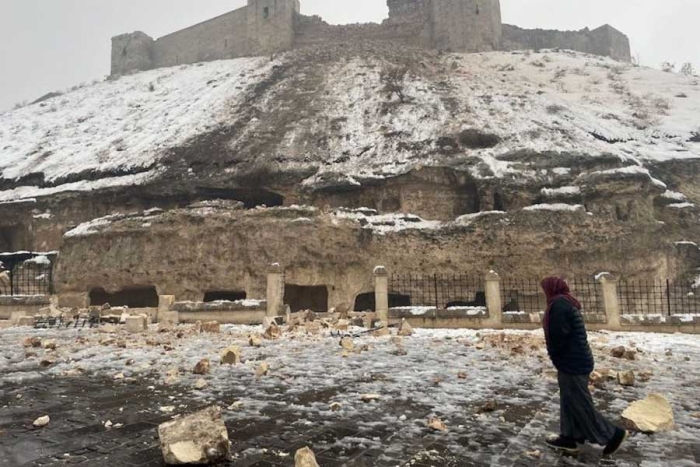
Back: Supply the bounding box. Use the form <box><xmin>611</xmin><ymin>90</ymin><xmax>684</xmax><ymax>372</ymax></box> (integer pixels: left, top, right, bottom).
<box><xmin>266</xmin><ymin>263</ymin><xmax>285</xmax><ymax>317</ymax></box>
<box><xmin>597</xmin><ymin>273</ymin><xmax>621</xmax><ymax>330</ymax></box>
<box><xmin>484</xmin><ymin>271</ymin><xmax>503</xmax><ymax>327</ymax></box>
<box><xmin>374</xmin><ymin>266</ymin><xmax>389</xmax><ymax>326</ymax></box>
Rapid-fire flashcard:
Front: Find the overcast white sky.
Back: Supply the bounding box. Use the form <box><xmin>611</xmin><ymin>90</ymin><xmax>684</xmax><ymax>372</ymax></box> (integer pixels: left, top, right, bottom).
<box><xmin>1</xmin><ymin>0</ymin><xmax>698</xmax><ymax>111</ymax></box>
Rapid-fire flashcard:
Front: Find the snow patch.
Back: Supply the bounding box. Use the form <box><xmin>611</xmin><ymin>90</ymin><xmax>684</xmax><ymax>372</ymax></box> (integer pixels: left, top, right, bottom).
<box><xmin>523</xmin><ymin>203</ymin><xmax>584</xmax><ymax>212</ymax></box>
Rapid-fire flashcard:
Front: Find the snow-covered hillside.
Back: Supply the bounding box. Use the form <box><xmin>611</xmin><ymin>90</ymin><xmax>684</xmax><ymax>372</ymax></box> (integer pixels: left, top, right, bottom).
<box><xmin>0</xmin><ymin>57</ymin><xmax>274</xmax><ymax>200</ymax></box>
<box><xmin>0</xmin><ymin>47</ymin><xmax>698</xmax><ymax>202</ymax></box>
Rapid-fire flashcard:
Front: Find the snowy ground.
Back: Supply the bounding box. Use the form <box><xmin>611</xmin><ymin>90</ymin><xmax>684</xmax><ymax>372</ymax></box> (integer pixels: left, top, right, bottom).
<box><xmin>1</xmin><ymin>325</ymin><xmax>699</xmax><ymax>466</ymax></box>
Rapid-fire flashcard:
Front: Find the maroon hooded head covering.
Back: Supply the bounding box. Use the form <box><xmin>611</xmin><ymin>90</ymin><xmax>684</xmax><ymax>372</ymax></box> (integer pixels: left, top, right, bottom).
<box><xmin>541</xmin><ymin>277</ymin><xmax>582</xmax><ymax>339</ymax></box>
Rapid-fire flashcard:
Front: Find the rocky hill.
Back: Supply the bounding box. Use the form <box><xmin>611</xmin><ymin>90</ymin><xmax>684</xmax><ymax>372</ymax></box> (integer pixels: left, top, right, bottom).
<box><xmin>1</xmin><ymin>44</ymin><xmax>698</xmax><ymax>203</ymax></box>
<box><xmin>2</xmin><ymin>43</ymin><xmax>700</xmax><ymax>304</ymax></box>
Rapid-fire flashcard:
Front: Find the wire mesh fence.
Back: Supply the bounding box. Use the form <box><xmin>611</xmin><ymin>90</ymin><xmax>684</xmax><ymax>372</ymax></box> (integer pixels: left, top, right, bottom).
<box><xmin>388</xmin><ymin>274</ymin><xmax>485</xmax><ymax>309</ymax></box>
<box><xmin>0</xmin><ymin>261</ymin><xmax>53</xmax><ymax>296</ymax></box>
<box><xmin>618</xmin><ymin>279</ymin><xmax>700</xmax><ymax>315</ymax></box>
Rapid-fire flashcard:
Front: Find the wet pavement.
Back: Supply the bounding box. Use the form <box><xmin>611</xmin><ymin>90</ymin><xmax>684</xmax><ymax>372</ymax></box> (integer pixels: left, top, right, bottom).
<box><xmin>1</xmin><ymin>326</ymin><xmax>699</xmax><ymax>466</ymax></box>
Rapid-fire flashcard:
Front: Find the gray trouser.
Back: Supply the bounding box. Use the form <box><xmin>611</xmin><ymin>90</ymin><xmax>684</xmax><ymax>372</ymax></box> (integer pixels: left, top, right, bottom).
<box><xmin>558</xmin><ymin>372</ymin><xmax>617</xmax><ymax>445</ymax></box>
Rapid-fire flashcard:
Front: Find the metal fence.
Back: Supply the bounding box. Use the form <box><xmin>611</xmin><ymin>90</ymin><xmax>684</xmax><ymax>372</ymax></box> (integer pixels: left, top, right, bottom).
<box><xmin>388</xmin><ymin>273</ymin><xmax>485</xmax><ymax>309</ymax></box>
<box><xmin>0</xmin><ymin>261</ymin><xmax>53</xmax><ymax>296</ymax></box>
<box><xmin>618</xmin><ymin>279</ymin><xmax>700</xmax><ymax>315</ymax></box>
<box><xmin>500</xmin><ymin>278</ymin><xmax>547</xmax><ymax>314</ymax></box>
<box><xmin>500</xmin><ymin>277</ymin><xmax>602</xmax><ymax>314</ymax></box>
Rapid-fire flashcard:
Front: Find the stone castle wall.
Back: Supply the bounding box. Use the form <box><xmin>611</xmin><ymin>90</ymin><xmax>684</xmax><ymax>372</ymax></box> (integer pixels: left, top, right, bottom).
<box><xmin>111</xmin><ymin>0</ymin><xmax>630</xmax><ymax>75</ymax></box>
<box><xmin>502</xmin><ymin>24</ymin><xmax>632</xmax><ymax>62</ymax></box>
<box><xmin>112</xmin><ymin>0</ymin><xmax>300</xmax><ymax>76</ymax></box>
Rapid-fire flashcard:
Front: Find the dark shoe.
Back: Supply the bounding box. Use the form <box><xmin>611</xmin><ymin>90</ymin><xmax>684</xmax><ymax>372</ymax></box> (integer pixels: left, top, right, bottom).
<box><xmin>603</xmin><ymin>428</ymin><xmax>628</xmax><ymax>456</ymax></box>
<box><xmin>545</xmin><ymin>435</ymin><xmax>579</xmax><ymax>454</ymax></box>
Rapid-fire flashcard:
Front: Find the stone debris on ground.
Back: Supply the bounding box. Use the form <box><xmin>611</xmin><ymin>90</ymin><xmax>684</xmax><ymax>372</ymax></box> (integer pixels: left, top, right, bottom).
<box><xmin>294</xmin><ymin>447</ymin><xmax>320</xmax><ymax>467</ymax></box>
<box><xmin>193</xmin><ymin>359</ymin><xmax>211</xmax><ymax>375</ymax></box>
<box><xmin>617</xmin><ymin>369</ymin><xmax>636</xmax><ymax>386</ymax></box>
<box><xmin>360</xmin><ymin>394</ymin><xmax>381</xmax><ymax>403</ymax></box>
<box><xmin>33</xmin><ymin>415</ymin><xmax>50</xmax><ymax>428</ymax></box>
<box><xmin>255</xmin><ymin>361</ymin><xmax>269</xmax><ymax>378</ymax></box>
<box><xmin>622</xmin><ymin>393</ymin><xmax>675</xmax><ymax>433</ymax></box>
<box><xmin>427</xmin><ymin>417</ymin><xmax>448</xmax><ymax>432</ymax></box>
<box><xmin>397</xmin><ymin>319</ymin><xmax>414</xmax><ymax>337</ymax></box>
<box><xmin>1</xmin><ymin>323</ymin><xmax>699</xmax><ymax>466</ymax></box>
<box><xmin>248</xmin><ymin>334</ymin><xmax>262</xmax><ymax>347</ymax></box>
<box><xmin>220</xmin><ymin>346</ymin><xmax>242</xmax><ymax>365</ymax></box>
<box><xmin>340</xmin><ymin>337</ymin><xmax>354</xmax><ymax>351</ymax></box>
<box><xmin>157</xmin><ymin>406</ymin><xmax>230</xmax><ymax>465</ymax></box>
<box><xmin>201</xmin><ymin>321</ymin><xmax>220</xmax><ymax>334</ymax></box>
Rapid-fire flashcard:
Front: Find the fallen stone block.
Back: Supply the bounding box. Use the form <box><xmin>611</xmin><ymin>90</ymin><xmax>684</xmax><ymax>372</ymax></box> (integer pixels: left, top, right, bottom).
<box><xmin>397</xmin><ymin>319</ymin><xmax>414</xmax><ymax>337</ymax></box>
<box><xmin>610</xmin><ymin>346</ymin><xmax>626</xmax><ymax>358</ymax></box>
<box><xmin>263</xmin><ymin>322</ymin><xmax>282</xmax><ymax>340</ymax></box>
<box><xmin>158</xmin><ymin>406</ymin><xmax>230</xmax><ymax>465</ymax></box>
<box><xmin>125</xmin><ymin>316</ymin><xmax>146</xmax><ymax>333</ymax></box>
<box><xmin>201</xmin><ymin>321</ymin><xmax>220</xmax><ymax>333</ymax></box>
<box><xmin>427</xmin><ymin>417</ymin><xmax>448</xmax><ymax>432</ymax></box>
<box><xmin>618</xmin><ymin>370</ymin><xmax>636</xmax><ymax>386</ymax></box>
<box><xmin>340</xmin><ymin>337</ymin><xmax>354</xmax><ymax>351</ymax></box>
<box><xmin>622</xmin><ymin>393</ymin><xmax>675</xmax><ymax>433</ymax></box>
<box><xmin>22</xmin><ymin>336</ymin><xmax>42</xmax><ymax>348</ymax></box>
<box><xmin>33</xmin><ymin>415</ymin><xmax>50</xmax><ymax>428</ymax></box>
<box><xmin>295</xmin><ymin>447</ymin><xmax>319</xmax><ymax>467</ymax></box>
<box><xmin>221</xmin><ymin>346</ymin><xmax>241</xmax><ymax>365</ymax></box>
<box><xmin>249</xmin><ymin>334</ymin><xmax>262</xmax><ymax>347</ymax></box>
<box><xmin>193</xmin><ymin>359</ymin><xmax>210</xmax><ymax>375</ymax></box>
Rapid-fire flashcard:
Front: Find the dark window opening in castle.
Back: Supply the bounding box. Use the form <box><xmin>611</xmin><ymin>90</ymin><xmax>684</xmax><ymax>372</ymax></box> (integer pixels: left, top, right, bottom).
<box><xmin>389</xmin><ymin>293</ymin><xmax>411</xmax><ymax>308</ymax></box>
<box><xmin>89</xmin><ymin>287</ymin><xmax>159</xmax><ymax>308</ymax></box>
<box><xmin>263</xmin><ymin>7</ymin><xmax>270</xmax><ymax>19</ymax></box>
<box><xmin>354</xmin><ymin>292</ymin><xmax>376</xmax><ymax>312</ymax></box>
<box><xmin>446</xmin><ymin>291</ymin><xmax>486</xmax><ymax>309</ymax></box>
<box><xmin>284</xmin><ymin>285</ymin><xmax>328</xmax><ymax>312</ymax></box>
<box><xmin>203</xmin><ymin>291</ymin><xmax>247</xmax><ymax>303</ymax></box>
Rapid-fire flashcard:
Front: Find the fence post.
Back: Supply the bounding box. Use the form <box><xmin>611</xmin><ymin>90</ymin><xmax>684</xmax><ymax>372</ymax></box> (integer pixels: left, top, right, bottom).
<box><xmin>597</xmin><ymin>273</ymin><xmax>621</xmax><ymax>330</ymax></box>
<box><xmin>374</xmin><ymin>266</ymin><xmax>389</xmax><ymax>327</ymax></box>
<box><xmin>484</xmin><ymin>271</ymin><xmax>503</xmax><ymax>327</ymax></box>
<box><xmin>266</xmin><ymin>263</ymin><xmax>285</xmax><ymax>317</ymax></box>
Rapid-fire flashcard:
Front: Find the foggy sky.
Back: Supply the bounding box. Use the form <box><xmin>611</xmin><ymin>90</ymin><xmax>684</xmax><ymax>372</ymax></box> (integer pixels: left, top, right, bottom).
<box><xmin>1</xmin><ymin>0</ymin><xmax>698</xmax><ymax>111</ymax></box>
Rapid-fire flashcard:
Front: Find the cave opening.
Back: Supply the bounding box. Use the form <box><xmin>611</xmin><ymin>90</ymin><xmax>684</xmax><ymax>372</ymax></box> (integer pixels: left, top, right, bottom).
<box><xmin>284</xmin><ymin>285</ymin><xmax>329</xmax><ymax>312</ymax></box>
<box><xmin>203</xmin><ymin>290</ymin><xmax>247</xmax><ymax>302</ymax></box>
<box><xmin>89</xmin><ymin>286</ymin><xmax>159</xmax><ymax>308</ymax></box>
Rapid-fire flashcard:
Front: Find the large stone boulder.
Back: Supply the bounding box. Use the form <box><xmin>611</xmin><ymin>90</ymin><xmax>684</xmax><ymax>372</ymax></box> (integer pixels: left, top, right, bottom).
<box><xmin>157</xmin><ymin>406</ymin><xmax>230</xmax><ymax>465</ymax></box>
<box><xmin>294</xmin><ymin>447</ymin><xmax>319</xmax><ymax>467</ymax></box>
<box><xmin>622</xmin><ymin>393</ymin><xmax>675</xmax><ymax>433</ymax></box>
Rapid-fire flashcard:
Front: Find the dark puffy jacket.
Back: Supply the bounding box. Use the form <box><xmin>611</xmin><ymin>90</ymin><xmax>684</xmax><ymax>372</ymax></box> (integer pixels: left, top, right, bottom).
<box><xmin>545</xmin><ymin>297</ymin><xmax>594</xmax><ymax>375</ymax></box>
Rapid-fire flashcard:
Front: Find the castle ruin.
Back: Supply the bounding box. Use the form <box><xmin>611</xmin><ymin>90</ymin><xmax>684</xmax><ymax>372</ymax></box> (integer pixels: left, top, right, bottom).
<box><xmin>112</xmin><ymin>0</ymin><xmax>631</xmax><ymax>75</ymax></box>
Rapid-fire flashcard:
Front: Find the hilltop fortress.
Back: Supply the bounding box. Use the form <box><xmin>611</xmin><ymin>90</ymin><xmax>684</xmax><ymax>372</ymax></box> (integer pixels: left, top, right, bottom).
<box><xmin>112</xmin><ymin>0</ymin><xmax>631</xmax><ymax>75</ymax></box>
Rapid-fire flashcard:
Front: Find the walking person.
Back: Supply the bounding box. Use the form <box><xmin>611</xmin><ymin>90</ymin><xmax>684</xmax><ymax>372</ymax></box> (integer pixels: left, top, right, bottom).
<box><xmin>541</xmin><ymin>277</ymin><xmax>627</xmax><ymax>456</ymax></box>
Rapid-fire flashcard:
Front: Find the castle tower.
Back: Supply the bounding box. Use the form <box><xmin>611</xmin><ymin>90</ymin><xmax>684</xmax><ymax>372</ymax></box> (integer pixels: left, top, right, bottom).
<box><xmin>428</xmin><ymin>0</ymin><xmax>502</xmax><ymax>52</ymax></box>
<box><xmin>111</xmin><ymin>31</ymin><xmax>155</xmax><ymax>76</ymax></box>
<box><xmin>246</xmin><ymin>0</ymin><xmax>300</xmax><ymax>55</ymax></box>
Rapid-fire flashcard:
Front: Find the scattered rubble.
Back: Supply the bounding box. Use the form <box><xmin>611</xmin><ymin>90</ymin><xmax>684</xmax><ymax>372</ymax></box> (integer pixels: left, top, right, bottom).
<box><xmin>622</xmin><ymin>393</ymin><xmax>675</xmax><ymax>433</ymax></box>
<box><xmin>158</xmin><ymin>406</ymin><xmax>230</xmax><ymax>465</ymax></box>
<box><xmin>611</xmin><ymin>346</ymin><xmax>626</xmax><ymax>358</ymax></box>
<box><xmin>248</xmin><ymin>334</ymin><xmax>262</xmax><ymax>347</ymax></box>
<box><xmin>263</xmin><ymin>322</ymin><xmax>282</xmax><ymax>340</ymax></box>
<box><xmin>329</xmin><ymin>402</ymin><xmax>342</xmax><ymax>412</ymax></box>
<box><xmin>194</xmin><ymin>379</ymin><xmax>208</xmax><ymax>390</ymax></box>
